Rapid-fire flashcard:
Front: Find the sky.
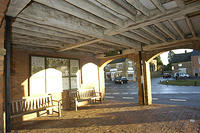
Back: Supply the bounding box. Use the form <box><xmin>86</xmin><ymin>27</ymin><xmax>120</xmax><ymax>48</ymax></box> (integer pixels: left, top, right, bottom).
<box><xmin>160</xmin><ymin>49</ymin><xmax>193</xmax><ymax>65</ymax></box>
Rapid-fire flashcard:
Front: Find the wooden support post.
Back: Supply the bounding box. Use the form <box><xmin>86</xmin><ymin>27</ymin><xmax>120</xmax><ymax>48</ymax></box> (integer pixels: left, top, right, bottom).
<box><xmin>136</xmin><ymin>51</ymin><xmax>145</xmax><ymax>105</ymax></box>
<box><xmin>136</xmin><ymin>51</ymin><xmax>152</xmax><ymax>105</ymax></box>
<box><xmin>5</xmin><ymin>16</ymin><xmax>12</xmax><ymax>133</ymax></box>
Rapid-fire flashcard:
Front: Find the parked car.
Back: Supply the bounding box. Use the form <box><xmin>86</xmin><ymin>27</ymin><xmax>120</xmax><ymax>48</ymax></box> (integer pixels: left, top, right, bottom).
<box><xmin>163</xmin><ymin>73</ymin><xmax>171</xmax><ymax>78</ymax></box>
<box><xmin>114</xmin><ymin>76</ymin><xmax>128</xmax><ymax>84</ymax></box>
<box><xmin>174</xmin><ymin>72</ymin><xmax>190</xmax><ymax>79</ymax></box>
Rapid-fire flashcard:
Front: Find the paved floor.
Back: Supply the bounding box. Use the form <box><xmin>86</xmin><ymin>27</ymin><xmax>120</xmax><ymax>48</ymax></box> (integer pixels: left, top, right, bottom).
<box><xmin>105</xmin><ymin>78</ymin><xmax>200</xmax><ymax>107</ymax></box>
<box><xmin>13</xmin><ymin>101</ymin><xmax>200</xmax><ymax>133</ymax></box>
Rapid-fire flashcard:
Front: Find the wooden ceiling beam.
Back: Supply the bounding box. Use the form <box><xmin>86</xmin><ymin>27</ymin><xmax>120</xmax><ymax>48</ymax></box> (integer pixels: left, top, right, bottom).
<box><xmin>18</xmin><ymin>2</ymin><xmax>104</xmax><ymax>38</ymax></box>
<box><xmin>114</xmin><ymin>0</ymin><xmax>137</xmax><ymax>16</ymax></box>
<box><xmin>126</xmin><ymin>0</ymin><xmax>150</xmax><ymax>16</ymax></box>
<box><xmin>75</xmin><ymin>48</ymin><xmax>101</xmax><ymax>54</ymax></box>
<box><xmin>99</xmin><ymin>41</ymin><xmax>129</xmax><ymax>49</ymax></box>
<box><xmin>64</xmin><ymin>0</ymin><xmax>123</xmax><ymax>27</ymax></box>
<box><xmin>12</xmin><ymin>27</ymin><xmax>77</xmax><ymax>44</ymax></box>
<box><xmin>174</xmin><ymin>0</ymin><xmax>185</xmax><ymax>8</ymax></box>
<box><xmin>33</xmin><ymin>0</ymin><xmax>114</xmax><ymax>29</ymax></box>
<box><xmin>144</xmin><ymin>37</ymin><xmax>200</xmax><ymax>51</ymax></box>
<box><xmin>88</xmin><ymin>44</ymin><xmax>116</xmax><ymax>51</ymax></box>
<box><xmin>154</xmin><ymin>22</ymin><xmax>177</xmax><ymax>40</ymax></box>
<box><xmin>103</xmin><ymin>35</ymin><xmax>141</xmax><ymax>49</ymax></box>
<box><xmin>96</xmin><ymin>37</ymin><xmax>200</xmax><ymax>59</ymax></box>
<box><xmin>143</xmin><ymin>26</ymin><xmax>166</xmax><ymax>42</ymax></box>
<box><xmin>168</xmin><ymin>19</ymin><xmax>184</xmax><ymax>39</ymax></box>
<box><xmin>131</xmin><ymin>30</ymin><xmax>158</xmax><ymax>43</ymax></box>
<box><xmin>12</xmin><ymin>40</ymin><xmax>62</xmax><ymax>48</ymax></box>
<box><xmin>58</xmin><ymin>39</ymin><xmax>102</xmax><ymax>52</ymax></box>
<box><xmin>13</xmin><ymin>21</ymin><xmax>84</xmax><ymax>41</ymax></box>
<box><xmin>15</xmin><ymin>18</ymin><xmax>90</xmax><ymax>39</ymax></box>
<box><xmin>12</xmin><ymin>35</ymin><xmax>67</xmax><ymax>47</ymax></box>
<box><xmin>107</xmin><ymin>1</ymin><xmax>200</xmax><ymax>35</ymax></box>
<box><xmin>6</xmin><ymin>0</ymin><xmax>31</xmax><ymax>17</ymax></box>
<box><xmin>185</xmin><ymin>16</ymin><xmax>196</xmax><ymax>37</ymax></box>
<box><xmin>96</xmin><ymin>0</ymin><xmax>136</xmax><ymax>21</ymax></box>
<box><xmin>150</xmin><ymin>0</ymin><xmax>166</xmax><ymax>12</ymax></box>
<box><xmin>120</xmin><ymin>32</ymin><xmax>151</xmax><ymax>45</ymax></box>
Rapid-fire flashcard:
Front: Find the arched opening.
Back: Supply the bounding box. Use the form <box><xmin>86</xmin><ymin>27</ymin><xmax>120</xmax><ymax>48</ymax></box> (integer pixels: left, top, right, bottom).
<box><xmin>101</xmin><ymin>57</ymin><xmax>138</xmax><ymax>102</ymax></box>
<box><xmin>81</xmin><ymin>63</ymin><xmax>99</xmax><ymax>92</ymax></box>
<box><xmin>148</xmin><ymin>48</ymin><xmax>200</xmax><ymax>107</ymax></box>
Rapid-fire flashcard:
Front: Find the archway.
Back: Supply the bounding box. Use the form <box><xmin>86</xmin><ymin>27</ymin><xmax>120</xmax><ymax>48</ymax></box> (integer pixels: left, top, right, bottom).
<box><xmin>147</xmin><ymin>48</ymin><xmax>200</xmax><ymax>107</ymax></box>
<box><xmin>99</xmin><ymin>55</ymin><xmax>139</xmax><ymax>102</ymax></box>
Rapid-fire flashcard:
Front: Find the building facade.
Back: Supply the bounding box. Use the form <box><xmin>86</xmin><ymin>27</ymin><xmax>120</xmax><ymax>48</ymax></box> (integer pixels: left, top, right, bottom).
<box><xmin>105</xmin><ymin>58</ymin><xmax>136</xmax><ymax>81</ymax></box>
<box><xmin>191</xmin><ymin>50</ymin><xmax>200</xmax><ymax>77</ymax></box>
<box><xmin>171</xmin><ymin>52</ymin><xmax>192</xmax><ymax>75</ymax></box>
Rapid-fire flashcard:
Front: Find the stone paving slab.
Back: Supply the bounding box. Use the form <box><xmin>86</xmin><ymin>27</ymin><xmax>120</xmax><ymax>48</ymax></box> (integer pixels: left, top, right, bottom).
<box><xmin>12</xmin><ymin>100</ymin><xmax>200</xmax><ymax>133</ymax></box>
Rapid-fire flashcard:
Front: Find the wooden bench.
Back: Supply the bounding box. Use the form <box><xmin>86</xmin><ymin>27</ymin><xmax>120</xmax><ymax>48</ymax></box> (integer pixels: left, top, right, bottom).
<box><xmin>10</xmin><ymin>95</ymin><xmax>61</xmax><ymax>118</ymax></box>
<box><xmin>69</xmin><ymin>89</ymin><xmax>102</xmax><ymax>111</ymax></box>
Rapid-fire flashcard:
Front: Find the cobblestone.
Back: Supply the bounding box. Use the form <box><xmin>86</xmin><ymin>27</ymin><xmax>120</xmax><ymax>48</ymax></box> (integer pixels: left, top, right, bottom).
<box><xmin>12</xmin><ymin>100</ymin><xmax>200</xmax><ymax>133</ymax></box>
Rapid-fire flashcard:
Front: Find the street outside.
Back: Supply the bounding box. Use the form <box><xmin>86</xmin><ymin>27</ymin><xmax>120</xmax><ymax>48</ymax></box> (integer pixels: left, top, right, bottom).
<box><xmin>105</xmin><ymin>77</ymin><xmax>200</xmax><ymax>107</ymax></box>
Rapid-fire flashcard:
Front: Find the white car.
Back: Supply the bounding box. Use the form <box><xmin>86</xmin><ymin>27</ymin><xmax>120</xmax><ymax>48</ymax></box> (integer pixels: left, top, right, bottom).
<box><xmin>174</xmin><ymin>72</ymin><xmax>190</xmax><ymax>78</ymax></box>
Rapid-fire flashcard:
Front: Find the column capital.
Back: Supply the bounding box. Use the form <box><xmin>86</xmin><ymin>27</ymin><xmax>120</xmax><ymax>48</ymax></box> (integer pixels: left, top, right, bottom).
<box><xmin>0</xmin><ymin>48</ymin><xmax>6</xmax><ymax>56</ymax></box>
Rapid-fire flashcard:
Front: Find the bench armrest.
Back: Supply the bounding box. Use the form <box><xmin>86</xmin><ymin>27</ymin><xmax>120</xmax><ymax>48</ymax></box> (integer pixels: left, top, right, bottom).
<box><xmin>95</xmin><ymin>92</ymin><xmax>102</xmax><ymax>97</ymax></box>
<box><xmin>52</xmin><ymin>99</ymin><xmax>62</xmax><ymax>102</ymax></box>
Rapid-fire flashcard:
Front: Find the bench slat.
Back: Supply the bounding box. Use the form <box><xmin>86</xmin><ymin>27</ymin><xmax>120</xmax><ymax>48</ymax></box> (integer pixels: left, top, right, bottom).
<box><xmin>11</xmin><ymin>95</ymin><xmax>61</xmax><ymax>118</ymax></box>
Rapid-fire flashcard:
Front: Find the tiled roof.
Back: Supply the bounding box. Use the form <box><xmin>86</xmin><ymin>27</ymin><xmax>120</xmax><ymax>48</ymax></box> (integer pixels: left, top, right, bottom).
<box><xmin>191</xmin><ymin>50</ymin><xmax>200</xmax><ymax>56</ymax></box>
<box><xmin>171</xmin><ymin>52</ymin><xmax>192</xmax><ymax>63</ymax></box>
<box><xmin>109</xmin><ymin>58</ymin><xmax>126</xmax><ymax>64</ymax></box>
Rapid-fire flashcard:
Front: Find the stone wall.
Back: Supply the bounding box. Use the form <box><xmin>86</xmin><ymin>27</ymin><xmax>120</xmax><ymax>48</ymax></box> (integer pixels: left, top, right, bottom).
<box><xmin>172</xmin><ymin>61</ymin><xmax>192</xmax><ymax>75</ymax></box>
<box><xmin>191</xmin><ymin>56</ymin><xmax>200</xmax><ymax>76</ymax></box>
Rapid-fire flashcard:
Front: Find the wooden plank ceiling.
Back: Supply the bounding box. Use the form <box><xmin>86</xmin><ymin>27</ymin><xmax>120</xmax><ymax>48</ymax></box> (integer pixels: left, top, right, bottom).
<box><xmin>6</xmin><ymin>0</ymin><xmax>200</xmax><ymax>57</ymax></box>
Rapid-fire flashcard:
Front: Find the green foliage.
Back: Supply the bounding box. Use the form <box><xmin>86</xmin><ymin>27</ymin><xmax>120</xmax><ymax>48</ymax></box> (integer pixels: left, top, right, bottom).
<box><xmin>163</xmin><ymin>50</ymin><xmax>175</xmax><ymax>71</ymax></box>
<box><xmin>168</xmin><ymin>50</ymin><xmax>175</xmax><ymax>63</ymax></box>
<box><xmin>154</xmin><ymin>55</ymin><xmax>163</xmax><ymax>71</ymax></box>
<box><xmin>155</xmin><ymin>56</ymin><xmax>163</xmax><ymax>67</ymax></box>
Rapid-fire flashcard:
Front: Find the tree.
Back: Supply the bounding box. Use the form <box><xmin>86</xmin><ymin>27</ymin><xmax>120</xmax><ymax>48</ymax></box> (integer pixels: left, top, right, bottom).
<box><xmin>166</xmin><ymin>50</ymin><xmax>175</xmax><ymax>71</ymax></box>
<box><xmin>168</xmin><ymin>50</ymin><xmax>175</xmax><ymax>64</ymax></box>
<box><xmin>155</xmin><ymin>56</ymin><xmax>163</xmax><ymax>71</ymax></box>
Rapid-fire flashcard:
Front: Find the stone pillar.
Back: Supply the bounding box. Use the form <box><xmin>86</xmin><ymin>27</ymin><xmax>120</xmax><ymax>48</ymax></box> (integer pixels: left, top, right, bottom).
<box><xmin>136</xmin><ymin>52</ymin><xmax>152</xmax><ymax>105</ymax></box>
<box><xmin>98</xmin><ymin>66</ymin><xmax>105</xmax><ymax>99</ymax></box>
<box><xmin>142</xmin><ymin>60</ymin><xmax>152</xmax><ymax>105</ymax></box>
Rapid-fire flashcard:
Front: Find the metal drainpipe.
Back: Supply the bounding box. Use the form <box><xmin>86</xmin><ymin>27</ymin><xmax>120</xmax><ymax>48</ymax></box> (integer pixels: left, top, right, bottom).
<box><xmin>5</xmin><ymin>16</ymin><xmax>12</xmax><ymax>133</ymax></box>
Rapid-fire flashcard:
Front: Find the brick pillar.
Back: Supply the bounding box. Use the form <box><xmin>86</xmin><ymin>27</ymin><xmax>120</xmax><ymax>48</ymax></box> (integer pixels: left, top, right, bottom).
<box><xmin>0</xmin><ymin>18</ymin><xmax>6</xmax><ymax>133</ymax></box>
<box><xmin>0</xmin><ymin>0</ymin><xmax>10</xmax><ymax>132</ymax></box>
<box><xmin>136</xmin><ymin>52</ymin><xmax>152</xmax><ymax>105</ymax></box>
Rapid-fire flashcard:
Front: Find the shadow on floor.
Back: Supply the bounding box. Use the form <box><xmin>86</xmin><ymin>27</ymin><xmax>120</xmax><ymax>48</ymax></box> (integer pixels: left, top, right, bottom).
<box><xmin>12</xmin><ymin>100</ymin><xmax>200</xmax><ymax>131</ymax></box>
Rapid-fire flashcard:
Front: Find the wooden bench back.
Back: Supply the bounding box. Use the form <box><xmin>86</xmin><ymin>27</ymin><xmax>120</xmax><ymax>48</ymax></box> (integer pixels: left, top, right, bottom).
<box><xmin>78</xmin><ymin>89</ymin><xmax>96</xmax><ymax>100</ymax></box>
<box><xmin>11</xmin><ymin>95</ymin><xmax>53</xmax><ymax>116</ymax></box>
<box><xmin>69</xmin><ymin>89</ymin><xmax>97</xmax><ymax>100</ymax></box>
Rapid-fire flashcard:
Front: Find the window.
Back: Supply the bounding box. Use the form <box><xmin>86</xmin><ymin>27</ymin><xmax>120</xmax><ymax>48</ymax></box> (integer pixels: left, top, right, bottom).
<box><xmin>116</xmin><ymin>63</ymin><xmax>123</xmax><ymax>69</ymax></box>
<box><xmin>172</xmin><ymin>66</ymin><xmax>174</xmax><ymax>70</ymax></box>
<box><xmin>178</xmin><ymin>63</ymin><xmax>182</xmax><ymax>67</ymax></box>
<box><xmin>128</xmin><ymin>61</ymin><xmax>133</xmax><ymax>67</ymax></box>
<box><xmin>30</xmin><ymin>56</ymin><xmax>80</xmax><ymax>95</ymax></box>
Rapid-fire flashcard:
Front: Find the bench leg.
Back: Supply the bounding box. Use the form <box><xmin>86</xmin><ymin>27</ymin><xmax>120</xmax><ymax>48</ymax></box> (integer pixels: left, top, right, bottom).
<box><xmin>37</xmin><ymin>112</ymin><xmax>40</xmax><ymax>117</ymax></box>
<box><xmin>75</xmin><ymin>98</ymin><xmax>78</xmax><ymax>111</ymax></box>
<box><xmin>58</xmin><ymin>103</ymin><xmax>61</xmax><ymax>117</ymax></box>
